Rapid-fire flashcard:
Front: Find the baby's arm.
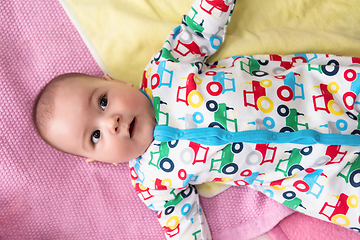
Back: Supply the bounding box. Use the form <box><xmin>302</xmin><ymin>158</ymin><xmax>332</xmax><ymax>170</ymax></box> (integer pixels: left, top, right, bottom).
<box><xmin>134</xmin><ymin>182</ymin><xmax>209</xmax><ymax>240</ymax></box>
<box><xmin>157</xmin><ymin>0</ymin><xmax>236</xmax><ymax>64</ymax></box>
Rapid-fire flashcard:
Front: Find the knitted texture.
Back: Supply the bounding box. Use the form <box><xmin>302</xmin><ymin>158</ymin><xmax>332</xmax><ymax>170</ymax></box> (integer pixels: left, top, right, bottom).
<box><xmin>273</xmin><ymin>212</ymin><xmax>360</xmax><ymax>240</ymax></box>
<box><xmin>0</xmin><ymin>1</ymin><xmax>293</xmax><ymax>239</ymax></box>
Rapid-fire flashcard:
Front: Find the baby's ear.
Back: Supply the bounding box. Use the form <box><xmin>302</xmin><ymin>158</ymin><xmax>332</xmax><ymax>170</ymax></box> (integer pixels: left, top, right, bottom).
<box><xmin>103</xmin><ymin>73</ymin><xmax>114</xmax><ymax>81</ymax></box>
<box><xmin>103</xmin><ymin>73</ymin><xmax>133</xmax><ymax>87</ymax></box>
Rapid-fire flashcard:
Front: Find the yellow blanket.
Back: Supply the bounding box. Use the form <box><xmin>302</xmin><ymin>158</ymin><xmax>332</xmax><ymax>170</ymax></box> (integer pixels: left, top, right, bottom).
<box><xmin>60</xmin><ymin>0</ymin><xmax>360</xmax><ymax>197</ymax></box>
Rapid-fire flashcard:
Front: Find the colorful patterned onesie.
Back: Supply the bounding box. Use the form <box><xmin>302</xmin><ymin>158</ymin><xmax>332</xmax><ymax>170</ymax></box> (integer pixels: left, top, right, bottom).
<box><xmin>129</xmin><ymin>0</ymin><xmax>360</xmax><ymax>239</ymax></box>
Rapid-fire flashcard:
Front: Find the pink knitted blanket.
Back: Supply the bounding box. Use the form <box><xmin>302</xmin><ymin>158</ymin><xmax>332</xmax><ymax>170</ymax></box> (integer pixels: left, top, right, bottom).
<box><xmin>4</xmin><ymin>1</ymin><xmax>357</xmax><ymax>239</ymax></box>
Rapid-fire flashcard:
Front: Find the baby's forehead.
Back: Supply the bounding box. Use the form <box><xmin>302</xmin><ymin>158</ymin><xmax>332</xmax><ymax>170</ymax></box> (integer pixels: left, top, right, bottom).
<box><xmin>51</xmin><ymin>78</ymin><xmax>95</xmax><ymax>122</ymax></box>
<box><xmin>56</xmin><ymin>75</ymin><xmax>99</xmax><ymax>95</ymax></box>
<box><xmin>53</xmin><ymin>77</ymin><xmax>89</xmax><ymax>103</ymax></box>
<box><xmin>62</xmin><ymin>75</ymin><xmax>96</xmax><ymax>87</ymax></box>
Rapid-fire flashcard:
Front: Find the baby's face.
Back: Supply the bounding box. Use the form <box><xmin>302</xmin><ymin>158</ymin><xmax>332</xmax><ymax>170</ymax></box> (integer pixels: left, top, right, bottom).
<box><xmin>44</xmin><ymin>75</ymin><xmax>156</xmax><ymax>164</ymax></box>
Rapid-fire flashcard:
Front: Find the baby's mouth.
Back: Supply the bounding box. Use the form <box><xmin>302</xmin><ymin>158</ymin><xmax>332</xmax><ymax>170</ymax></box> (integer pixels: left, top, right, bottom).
<box><xmin>129</xmin><ymin>118</ymin><xmax>136</xmax><ymax>138</ymax></box>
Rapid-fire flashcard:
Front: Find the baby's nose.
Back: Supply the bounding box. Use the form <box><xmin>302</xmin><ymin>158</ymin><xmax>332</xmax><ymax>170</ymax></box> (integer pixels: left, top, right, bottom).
<box><xmin>107</xmin><ymin>115</ymin><xmax>120</xmax><ymax>133</ymax></box>
<box><xmin>114</xmin><ymin>117</ymin><xmax>120</xmax><ymax>133</ymax></box>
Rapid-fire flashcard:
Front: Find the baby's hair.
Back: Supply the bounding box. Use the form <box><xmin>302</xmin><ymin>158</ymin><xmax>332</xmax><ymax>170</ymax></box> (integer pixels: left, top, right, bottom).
<box><xmin>33</xmin><ymin>73</ymin><xmax>87</xmax><ymax>143</ymax></box>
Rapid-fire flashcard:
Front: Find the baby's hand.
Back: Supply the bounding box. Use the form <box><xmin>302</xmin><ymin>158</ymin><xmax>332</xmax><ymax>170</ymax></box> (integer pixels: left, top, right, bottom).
<box><xmin>86</xmin><ymin>158</ymin><xmax>118</xmax><ymax>166</ymax></box>
<box><xmin>86</xmin><ymin>158</ymin><xmax>97</xmax><ymax>164</ymax></box>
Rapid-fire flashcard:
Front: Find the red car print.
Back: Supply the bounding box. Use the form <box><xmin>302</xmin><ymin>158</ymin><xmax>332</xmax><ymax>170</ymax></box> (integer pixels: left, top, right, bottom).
<box><xmin>319</xmin><ymin>193</ymin><xmax>358</xmax><ymax>226</ymax></box>
<box><xmin>200</xmin><ymin>0</ymin><xmax>230</xmax><ymax>15</ymax></box>
<box><xmin>312</xmin><ymin>83</ymin><xmax>344</xmax><ymax>116</ymax></box>
<box><xmin>176</xmin><ymin>73</ymin><xmax>203</xmax><ymax>108</ymax></box>
<box><xmin>243</xmin><ymin>80</ymin><xmax>274</xmax><ymax>113</ymax></box>
<box><xmin>174</xmin><ymin>40</ymin><xmax>206</xmax><ymax>57</ymax></box>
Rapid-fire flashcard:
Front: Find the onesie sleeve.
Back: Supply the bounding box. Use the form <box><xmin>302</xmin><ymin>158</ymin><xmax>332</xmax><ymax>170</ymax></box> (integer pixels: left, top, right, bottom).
<box><xmin>129</xmin><ymin>154</ymin><xmax>210</xmax><ymax>239</ymax></box>
<box><xmin>137</xmin><ymin>184</ymin><xmax>209</xmax><ymax>239</ymax></box>
<box><xmin>157</xmin><ymin>0</ymin><xmax>236</xmax><ymax>64</ymax></box>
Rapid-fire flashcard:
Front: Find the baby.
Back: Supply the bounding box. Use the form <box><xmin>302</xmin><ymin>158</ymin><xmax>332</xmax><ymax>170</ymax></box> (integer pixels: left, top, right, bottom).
<box><xmin>35</xmin><ymin>73</ymin><xmax>156</xmax><ymax>165</ymax></box>
<box><xmin>35</xmin><ymin>0</ymin><xmax>360</xmax><ymax>239</ymax></box>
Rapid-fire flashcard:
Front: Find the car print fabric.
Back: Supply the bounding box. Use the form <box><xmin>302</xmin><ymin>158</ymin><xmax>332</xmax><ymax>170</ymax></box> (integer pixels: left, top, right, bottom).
<box><xmin>129</xmin><ymin>0</ymin><xmax>360</xmax><ymax>239</ymax></box>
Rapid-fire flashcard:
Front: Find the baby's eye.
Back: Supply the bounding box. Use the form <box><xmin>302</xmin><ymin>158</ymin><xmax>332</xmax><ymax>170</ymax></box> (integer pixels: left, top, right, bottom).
<box><xmin>99</xmin><ymin>95</ymin><xmax>108</xmax><ymax>111</ymax></box>
<box><xmin>91</xmin><ymin>130</ymin><xmax>101</xmax><ymax>144</ymax></box>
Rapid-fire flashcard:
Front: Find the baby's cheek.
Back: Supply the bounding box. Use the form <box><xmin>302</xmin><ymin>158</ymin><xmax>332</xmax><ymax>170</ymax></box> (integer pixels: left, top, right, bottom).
<box><xmin>111</xmin><ymin>141</ymin><xmax>133</xmax><ymax>162</ymax></box>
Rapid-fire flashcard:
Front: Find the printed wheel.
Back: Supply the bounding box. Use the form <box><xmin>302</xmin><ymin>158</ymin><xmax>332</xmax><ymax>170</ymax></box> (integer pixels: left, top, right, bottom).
<box><xmin>222</xmin><ymin>163</ymin><xmax>239</xmax><ymax>175</ymax></box>
<box><xmin>280</xmin><ymin>126</ymin><xmax>295</xmax><ymax>133</ymax></box>
<box><xmin>328</xmin><ymin>100</ymin><xmax>344</xmax><ymax>116</ymax></box>
<box><xmin>314</xmin><ymin>156</ymin><xmax>331</xmax><ymax>166</ymax></box>
<box><xmin>350</xmin><ymin>169</ymin><xmax>360</xmax><ymax>188</ymax></box>
<box><xmin>206</xmin><ymin>100</ymin><xmax>218</xmax><ymax>112</ymax></box>
<box><xmin>168</xmin><ymin>140</ymin><xmax>179</xmax><ymax>148</ymax></box>
<box><xmin>300</xmin><ymin>146</ymin><xmax>313</xmax><ymax>156</ymax></box>
<box><xmin>293</xmin><ymin>180</ymin><xmax>310</xmax><ymax>193</ymax></box>
<box><xmin>165</xmin><ymin>206</ymin><xmax>175</xmax><ymax>215</ymax></box>
<box><xmin>321</xmin><ymin>60</ymin><xmax>339</xmax><ymax>76</ymax></box>
<box><xmin>188</xmin><ymin>90</ymin><xmax>203</xmax><ymax>108</ymax></box>
<box><xmin>346</xmin><ymin>111</ymin><xmax>357</xmax><ymax>120</ymax></box>
<box><xmin>351</xmin><ymin>129</ymin><xmax>360</xmax><ymax>135</ymax></box>
<box><xmin>283</xmin><ymin>191</ymin><xmax>296</xmax><ymax>200</ymax></box>
<box><xmin>180</xmin><ymin>148</ymin><xmax>194</xmax><ymax>165</ymax></box>
<box><xmin>257</xmin><ymin>96</ymin><xmax>274</xmax><ymax>113</ymax></box>
<box><xmin>154</xmin><ymin>49</ymin><xmax>163</xmax><ymax>61</ymax></box>
<box><xmin>206</xmin><ymin>81</ymin><xmax>223</xmax><ymax>96</ymax></box>
<box><xmin>332</xmin><ymin>214</ymin><xmax>350</xmax><ymax>227</ymax></box>
<box><xmin>277</xmin><ymin>105</ymin><xmax>289</xmax><ymax>117</ymax></box>
<box><xmin>260</xmin><ymin>79</ymin><xmax>272</xmax><ymax>87</ymax></box>
<box><xmin>245</xmin><ymin>151</ymin><xmax>262</xmax><ymax>166</ymax></box>
<box><xmin>327</xmin><ymin>82</ymin><xmax>339</xmax><ymax>94</ymax></box>
<box><xmin>231</xmin><ymin>142</ymin><xmax>243</xmax><ymax>154</ymax></box>
<box><xmin>288</xmin><ymin>164</ymin><xmax>304</xmax><ymax>176</ymax></box>
<box><xmin>258</xmin><ymin>59</ymin><xmax>269</xmax><ymax>66</ymax></box>
<box><xmin>252</xmin><ymin>70</ymin><xmax>269</xmax><ymax>77</ymax></box>
<box><xmin>179</xmin><ymin>29</ymin><xmax>193</xmax><ymax>44</ymax></box>
<box><xmin>347</xmin><ymin>195</ymin><xmax>359</xmax><ymax>208</ymax></box>
<box><xmin>343</xmin><ymin>92</ymin><xmax>356</xmax><ymax>110</ymax></box>
<box><xmin>208</xmin><ymin>121</ymin><xmax>225</xmax><ymax>129</ymax></box>
<box><xmin>277</xmin><ymin>85</ymin><xmax>293</xmax><ymax>102</ymax></box>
